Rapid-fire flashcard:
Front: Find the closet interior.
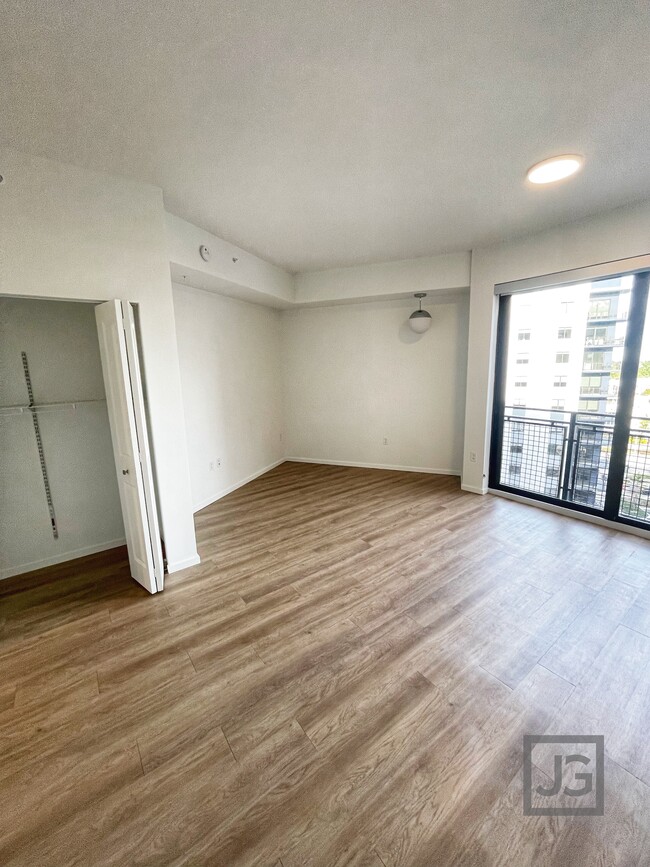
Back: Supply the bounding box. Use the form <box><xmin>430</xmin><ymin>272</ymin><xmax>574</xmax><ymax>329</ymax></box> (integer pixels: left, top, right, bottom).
<box><xmin>0</xmin><ymin>297</ymin><xmax>125</xmax><ymax>581</ymax></box>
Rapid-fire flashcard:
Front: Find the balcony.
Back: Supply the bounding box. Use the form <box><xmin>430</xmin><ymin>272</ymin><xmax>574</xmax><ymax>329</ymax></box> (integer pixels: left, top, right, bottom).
<box><xmin>580</xmin><ymin>386</ymin><xmax>609</xmax><ymax>396</ymax></box>
<box><xmin>584</xmin><ymin>336</ymin><xmax>625</xmax><ymax>347</ymax></box>
<box><xmin>499</xmin><ymin>406</ymin><xmax>615</xmax><ymax>509</ymax></box>
<box><xmin>586</xmin><ymin>313</ymin><xmax>628</xmax><ymax>323</ymax></box>
<box><xmin>499</xmin><ymin>407</ymin><xmax>650</xmax><ymax>524</ymax></box>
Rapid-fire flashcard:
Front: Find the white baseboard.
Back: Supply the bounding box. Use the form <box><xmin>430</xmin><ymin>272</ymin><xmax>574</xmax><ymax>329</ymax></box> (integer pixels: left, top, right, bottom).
<box><xmin>193</xmin><ymin>458</ymin><xmax>286</xmax><ymax>514</ymax></box>
<box><xmin>166</xmin><ymin>553</ymin><xmax>202</xmax><ymax>573</ymax></box>
<box><xmin>461</xmin><ymin>483</ymin><xmax>488</xmax><ymax>495</ymax></box>
<box><xmin>0</xmin><ymin>538</ymin><xmax>127</xmax><ymax>582</ymax></box>
<box><xmin>285</xmin><ymin>457</ymin><xmax>461</xmax><ymax>476</ymax></box>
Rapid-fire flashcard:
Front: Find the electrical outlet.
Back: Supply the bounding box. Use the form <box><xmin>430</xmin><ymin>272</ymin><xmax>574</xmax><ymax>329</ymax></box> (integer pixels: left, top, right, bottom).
<box><xmin>383</xmin><ymin>437</ymin><xmax>388</xmax><ymax>446</ymax></box>
<box><xmin>469</xmin><ymin>451</ymin><xmax>477</xmax><ymax>463</ymax></box>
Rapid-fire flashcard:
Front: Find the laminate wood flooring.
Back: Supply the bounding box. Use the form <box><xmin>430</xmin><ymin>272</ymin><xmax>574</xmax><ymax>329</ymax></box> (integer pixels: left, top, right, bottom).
<box><xmin>1</xmin><ymin>461</ymin><xmax>650</xmax><ymax>865</ymax></box>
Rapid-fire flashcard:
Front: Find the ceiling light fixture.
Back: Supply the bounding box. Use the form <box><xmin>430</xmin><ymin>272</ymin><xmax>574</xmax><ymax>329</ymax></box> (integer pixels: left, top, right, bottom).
<box><xmin>409</xmin><ymin>293</ymin><xmax>432</xmax><ymax>333</ymax></box>
<box><xmin>527</xmin><ymin>154</ymin><xmax>583</xmax><ymax>185</ymax></box>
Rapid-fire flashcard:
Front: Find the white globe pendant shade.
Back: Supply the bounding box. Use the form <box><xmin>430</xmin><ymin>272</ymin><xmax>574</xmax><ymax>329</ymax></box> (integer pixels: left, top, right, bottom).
<box><xmin>408</xmin><ymin>293</ymin><xmax>432</xmax><ymax>332</ymax></box>
<box><xmin>409</xmin><ymin>310</ymin><xmax>432</xmax><ymax>332</ymax></box>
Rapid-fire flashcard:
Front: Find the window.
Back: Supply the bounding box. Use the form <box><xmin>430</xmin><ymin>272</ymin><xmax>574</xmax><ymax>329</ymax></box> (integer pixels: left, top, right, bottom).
<box><xmin>493</xmin><ymin>272</ymin><xmax>643</xmax><ymax>521</ymax></box>
<box><xmin>581</xmin><ymin>375</ymin><xmax>604</xmax><ymax>394</ymax></box>
<box><xmin>574</xmin><ymin>490</ymin><xmax>597</xmax><ymax>506</ymax></box>
<box><xmin>588</xmin><ymin>299</ymin><xmax>612</xmax><ymax>319</ymax></box>
<box><xmin>509</xmin><ymin>464</ymin><xmax>521</xmax><ymax>475</ymax></box>
<box><xmin>578</xmin><ymin>444</ymin><xmax>600</xmax><ymax>463</ymax></box>
<box><xmin>585</xmin><ymin>326</ymin><xmax>610</xmax><ymax>346</ymax></box>
<box><xmin>583</xmin><ymin>351</ymin><xmax>611</xmax><ymax>371</ymax></box>
<box><xmin>576</xmin><ymin>468</ymin><xmax>598</xmax><ymax>487</ymax></box>
<box><xmin>510</xmin><ymin>444</ymin><xmax>523</xmax><ymax>454</ymax></box>
<box><xmin>546</xmin><ymin>467</ymin><xmax>560</xmax><ymax>478</ymax></box>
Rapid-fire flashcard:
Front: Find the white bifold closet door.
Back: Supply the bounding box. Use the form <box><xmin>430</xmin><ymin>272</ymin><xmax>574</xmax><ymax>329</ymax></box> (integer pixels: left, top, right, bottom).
<box><xmin>95</xmin><ymin>300</ymin><xmax>164</xmax><ymax>594</ymax></box>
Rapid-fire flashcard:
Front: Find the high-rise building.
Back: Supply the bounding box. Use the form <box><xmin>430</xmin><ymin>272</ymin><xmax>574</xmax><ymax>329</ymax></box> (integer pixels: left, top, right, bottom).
<box><xmin>501</xmin><ymin>277</ymin><xmax>633</xmax><ymax>505</ymax></box>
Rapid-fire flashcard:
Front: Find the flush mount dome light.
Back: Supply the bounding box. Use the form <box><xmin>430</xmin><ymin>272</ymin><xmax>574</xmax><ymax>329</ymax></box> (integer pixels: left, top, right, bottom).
<box><xmin>409</xmin><ymin>293</ymin><xmax>432</xmax><ymax>333</ymax></box>
<box><xmin>527</xmin><ymin>154</ymin><xmax>583</xmax><ymax>185</ymax></box>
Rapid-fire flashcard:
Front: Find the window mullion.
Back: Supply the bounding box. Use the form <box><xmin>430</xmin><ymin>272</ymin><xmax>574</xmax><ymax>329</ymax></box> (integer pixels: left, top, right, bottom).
<box><xmin>603</xmin><ymin>272</ymin><xmax>650</xmax><ymax>519</ymax></box>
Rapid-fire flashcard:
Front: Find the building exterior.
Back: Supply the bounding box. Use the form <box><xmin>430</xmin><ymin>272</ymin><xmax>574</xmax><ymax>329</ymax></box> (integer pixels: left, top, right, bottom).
<box><xmin>501</xmin><ymin>276</ymin><xmax>633</xmax><ymax>507</ymax></box>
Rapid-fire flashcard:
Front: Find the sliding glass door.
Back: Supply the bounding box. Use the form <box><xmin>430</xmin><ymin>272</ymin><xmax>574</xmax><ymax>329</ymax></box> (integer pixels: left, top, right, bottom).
<box><xmin>490</xmin><ymin>270</ymin><xmax>650</xmax><ymax>529</ymax></box>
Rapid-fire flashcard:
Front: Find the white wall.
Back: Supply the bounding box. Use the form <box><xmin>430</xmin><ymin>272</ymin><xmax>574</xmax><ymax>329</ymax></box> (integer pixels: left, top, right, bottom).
<box><xmin>173</xmin><ymin>284</ymin><xmax>284</xmax><ymax>511</ymax></box>
<box><xmin>167</xmin><ymin>213</ymin><xmax>471</xmax><ymax>310</ymax></box>
<box><xmin>0</xmin><ymin>298</ymin><xmax>125</xmax><ymax>579</ymax></box>
<box><xmin>0</xmin><ymin>147</ymin><xmax>199</xmax><ymax>572</ymax></box>
<box><xmin>462</xmin><ymin>199</ymin><xmax>650</xmax><ymax>493</ymax></box>
<box><xmin>295</xmin><ymin>252</ymin><xmax>471</xmax><ymax>306</ymax></box>
<box><xmin>282</xmin><ymin>295</ymin><xmax>469</xmax><ymax>474</ymax></box>
<box><xmin>167</xmin><ymin>212</ymin><xmax>295</xmax><ymax>308</ymax></box>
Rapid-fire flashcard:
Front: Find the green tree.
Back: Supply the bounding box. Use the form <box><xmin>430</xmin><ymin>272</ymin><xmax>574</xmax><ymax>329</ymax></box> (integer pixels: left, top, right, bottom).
<box><xmin>618</xmin><ymin>361</ymin><xmax>650</xmax><ymax>382</ymax></box>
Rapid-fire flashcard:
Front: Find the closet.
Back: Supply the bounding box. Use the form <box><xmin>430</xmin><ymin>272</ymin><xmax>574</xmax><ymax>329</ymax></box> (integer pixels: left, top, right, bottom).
<box><xmin>0</xmin><ymin>296</ymin><xmax>125</xmax><ymax>580</ymax></box>
<box><xmin>0</xmin><ymin>296</ymin><xmax>163</xmax><ymax>593</ymax></box>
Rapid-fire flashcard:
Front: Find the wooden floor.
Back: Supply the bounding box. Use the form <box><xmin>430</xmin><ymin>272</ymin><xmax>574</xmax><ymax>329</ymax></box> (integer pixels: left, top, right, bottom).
<box><xmin>1</xmin><ymin>462</ymin><xmax>650</xmax><ymax>865</ymax></box>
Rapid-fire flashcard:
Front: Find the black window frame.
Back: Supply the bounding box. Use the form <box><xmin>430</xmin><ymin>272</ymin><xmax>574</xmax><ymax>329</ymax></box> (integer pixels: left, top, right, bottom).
<box><xmin>489</xmin><ymin>271</ymin><xmax>650</xmax><ymax>531</ymax></box>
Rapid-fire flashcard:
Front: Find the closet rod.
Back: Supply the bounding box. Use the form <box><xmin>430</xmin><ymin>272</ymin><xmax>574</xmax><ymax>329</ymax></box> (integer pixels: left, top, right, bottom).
<box><xmin>0</xmin><ymin>398</ymin><xmax>106</xmax><ymax>415</ymax></box>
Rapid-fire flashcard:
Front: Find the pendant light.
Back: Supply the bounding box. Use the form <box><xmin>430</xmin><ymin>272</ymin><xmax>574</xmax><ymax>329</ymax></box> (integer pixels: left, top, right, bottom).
<box><xmin>409</xmin><ymin>293</ymin><xmax>432</xmax><ymax>333</ymax></box>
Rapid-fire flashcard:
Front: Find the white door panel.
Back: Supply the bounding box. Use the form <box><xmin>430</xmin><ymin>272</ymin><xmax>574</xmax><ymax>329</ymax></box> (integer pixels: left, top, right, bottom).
<box><xmin>121</xmin><ymin>302</ymin><xmax>164</xmax><ymax>589</ymax></box>
<box><xmin>121</xmin><ymin>478</ymin><xmax>151</xmax><ymax>578</ymax></box>
<box><xmin>95</xmin><ymin>300</ymin><xmax>163</xmax><ymax>594</ymax></box>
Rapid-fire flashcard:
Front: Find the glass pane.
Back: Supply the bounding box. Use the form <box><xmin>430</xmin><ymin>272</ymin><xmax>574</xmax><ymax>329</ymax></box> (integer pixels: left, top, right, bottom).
<box><xmin>619</xmin><ymin>289</ymin><xmax>650</xmax><ymax>524</ymax></box>
<box><xmin>500</xmin><ymin>275</ymin><xmax>633</xmax><ymax>509</ymax></box>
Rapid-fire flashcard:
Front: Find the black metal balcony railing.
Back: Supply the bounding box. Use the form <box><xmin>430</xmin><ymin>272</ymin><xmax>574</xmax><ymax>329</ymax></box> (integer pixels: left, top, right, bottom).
<box><xmin>501</xmin><ymin>406</ymin><xmax>615</xmax><ymax>509</ymax></box>
<box><xmin>501</xmin><ymin>407</ymin><xmax>650</xmax><ymax>522</ymax></box>
<box><xmin>620</xmin><ymin>419</ymin><xmax>650</xmax><ymax>522</ymax></box>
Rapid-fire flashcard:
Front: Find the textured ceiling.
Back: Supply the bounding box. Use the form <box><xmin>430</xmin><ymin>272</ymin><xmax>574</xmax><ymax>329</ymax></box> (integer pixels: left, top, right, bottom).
<box><xmin>2</xmin><ymin>0</ymin><xmax>650</xmax><ymax>272</ymax></box>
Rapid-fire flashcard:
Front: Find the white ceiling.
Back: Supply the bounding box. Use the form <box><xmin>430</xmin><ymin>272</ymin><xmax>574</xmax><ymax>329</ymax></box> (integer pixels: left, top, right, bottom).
<box><xmin>2</xmin><ymin>0</ymin><xmax>650</xmax><ymax>273</ymax></box>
